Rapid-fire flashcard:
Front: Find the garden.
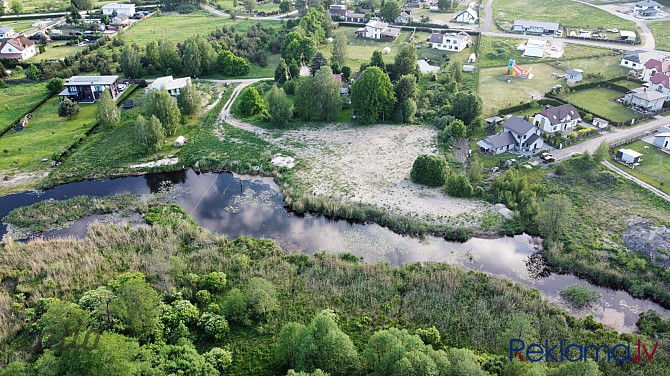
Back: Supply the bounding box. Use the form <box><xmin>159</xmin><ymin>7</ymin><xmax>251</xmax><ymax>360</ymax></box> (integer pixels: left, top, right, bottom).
<box><xmin>561</xmin><ymin>87</ymin><xmax>637</xmax><ymax>123</ymax></box>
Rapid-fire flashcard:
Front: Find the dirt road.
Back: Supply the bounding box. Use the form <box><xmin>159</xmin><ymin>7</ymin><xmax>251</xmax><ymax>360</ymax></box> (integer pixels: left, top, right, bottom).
<box><xmin>602</xmin><ymin>161</ymin><xmax>670</xmax><ymax>202</ymax></box>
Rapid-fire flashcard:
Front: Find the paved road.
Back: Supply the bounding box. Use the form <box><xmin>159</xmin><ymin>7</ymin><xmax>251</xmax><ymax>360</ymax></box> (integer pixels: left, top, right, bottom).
<box><xmin>479</xmin><ymin>0</ymin><xmax>493</xmax><ymax>32</ymax></box>
<box><xmin>201</xmin><ymin>4</ymin><xmax>298</xmax><ymax>20</ymax></box>
<box><xmin>602</xmin><ymin>161</ymin><xmax>670</xmax><ymax>202</ymax></box>
<box><xmin>552</xmin><ymin>115</ymin><xmax>670</xmax><ymax>161</ymax></box>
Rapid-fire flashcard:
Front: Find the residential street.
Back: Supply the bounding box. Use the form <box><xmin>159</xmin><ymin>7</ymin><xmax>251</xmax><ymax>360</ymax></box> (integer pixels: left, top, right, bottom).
<box><xmin>552</xmin><ymin>116</ymin><xmax>670</xmax><ymax>161</ymax></box>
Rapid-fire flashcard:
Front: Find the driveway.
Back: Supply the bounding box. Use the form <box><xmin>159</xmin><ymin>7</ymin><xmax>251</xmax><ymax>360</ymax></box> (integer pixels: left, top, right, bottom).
<box><xmin>552</xmin><ymin>115</ymin><xmax>670</xmax><ymax>160</ymax></box>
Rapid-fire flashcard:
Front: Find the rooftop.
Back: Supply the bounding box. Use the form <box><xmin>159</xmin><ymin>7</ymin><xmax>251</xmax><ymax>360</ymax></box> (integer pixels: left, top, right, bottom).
<box><xmin>367</xmin><ymin>20</ymin><xmax>389</xmax><ymax>29</ymax></box>
<box><xmin>65</xmin><ymin>75</ymin><xmax>119</xmax><ymax>86</ymax></box>
<box><xmin>635</xmin><ymin>0</ymin><xmax>661</xmax><ymax>7</ymax></box>
<box><xmin>629</xmin><ymin>87</ymin><xmax>667</xmax><ymax>101</ymax></box>
<box><xmin>503</xmin><ymin>115</ymin><xmax>536</xmax><ymax>135</ymax></box>
<box><xmin>484</xmin><ymin>132</ymin><xmax>517</xmax><ymax>148</ymax></box>
<box><xmin>618</xmin><ymin>148</ymin><xmax>643</xmax><ymax>158</ymax></box>
<box><xmin>539</xmin><ymin>104</ymin><xmax>581</xmax><ymax>125</ymax></box>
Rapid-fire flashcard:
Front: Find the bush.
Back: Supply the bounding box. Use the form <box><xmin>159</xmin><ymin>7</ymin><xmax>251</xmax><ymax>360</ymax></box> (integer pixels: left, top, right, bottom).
<box><xmin>560</xmin><ymin>284</ymin><xmax>600</xmax><ymax>309</ymax></box>
<box><xmin>200</xmin><ymin>272</ymin><xmax>227</xmax><ymax>292</ymax></box>
<box><xmin>410</xmin><ymin>154</ymin><xmax>449</xmax><ymax>187</ymax></box>
<box><xmin>57</xmin><ymin>98</ymin><xmax>79</xmax><ymax>119</ymax></box>
<box><xmin>444</xmin><ymin>172</ymin><xmax>473</xmax><ymax>198</ymax></box>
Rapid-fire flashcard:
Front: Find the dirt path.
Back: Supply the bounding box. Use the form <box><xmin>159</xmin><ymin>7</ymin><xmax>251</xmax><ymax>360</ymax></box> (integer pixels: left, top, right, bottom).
<box><xmin>602</xmin><ymin>160</ymin><xmax>670</xmax><ymax>202</ymax></box>
<box><xmin>216</xmin><ymin>81</ymin><xmax>494</xmax><ymax>227</ymax></box>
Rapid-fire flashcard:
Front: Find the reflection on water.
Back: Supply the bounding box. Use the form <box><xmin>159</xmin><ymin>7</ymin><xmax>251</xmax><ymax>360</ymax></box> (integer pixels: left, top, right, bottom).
<box><xmin>1</xmin><ymin>170</ymin><xmax>669</xmax><ymax>333</ymax></box>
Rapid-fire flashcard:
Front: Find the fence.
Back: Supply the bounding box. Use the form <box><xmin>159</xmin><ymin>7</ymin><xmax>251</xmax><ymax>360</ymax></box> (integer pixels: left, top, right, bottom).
<box><xmin>609</xmin><ymin>130</ymin><xmax>657</xmax><ymax>149</ymax></box>
<box><xmin>565</xmin><ymin>35</ymin><xmax>640</xmax><ymax>45</ymax></box>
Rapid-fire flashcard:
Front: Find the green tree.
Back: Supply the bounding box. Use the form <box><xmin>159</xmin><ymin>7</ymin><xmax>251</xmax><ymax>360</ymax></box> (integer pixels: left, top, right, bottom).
<box><xmin>380</xmin><ymin>0</ymin><xmax>401</xmax><ymax>22</ymax></box>
<box><xmin>415</xmin><ymin>326</ymin><xmax>440</xmax><ymax>346</ymax></box>
<box><xmin>446</xmin><ymin>348</ymin><xmax>487</xmax><ymax>376</ymax></box>
<box><xmin>313</xmin><ymin>65</ymin><xmax>341</xmax><ymax>120</ymax></box>
<box><xmin>176</xmin><ymin>81</ymin><xmax>202</xmax><ymax>116</ymax></box>
<box><xmin>445</xmin><ymin>172</ymin><xmax>474</xmax><ymax>198</ymax></box>
<box><xmin>152</xmin><ymin>341</ymin><xmax>218</xmax><ymax>376</ymax></box>
<box><xmin>410</xmin><ymin>154</ymin><xmax>449</xmax><ymax>187</ymax></box>
<box><xmin>120</xmin><ymin>45</ymin><xmax>142</xmax><ymax>78</ymax></box>
<box><xmin>394</xmin><ymin>43</ymin><xmax>417</xmax><ymax>77</ymax></box>
<box><xmin>159</xmin><ymin>41</ymin><xmax>182</xmax><ymax>75</ymax></box>
<box><xmin>548</xmin><ymin>358</ymin><xmax>600</xmax><ymax>376</ymax></box>
<box><xmin>27</xmin><ymin>64</ymin><xmax>40</xmax><ymax>80</ymax></box>
<box><xmin>96</xmin><ymin>90</ymin><xmax>120</xmax><ymax>128</ymax></box>
<box><xmin>198</xmin><ymin>313</ymin><xmax>229</xmax><ymax>340</ymax></box>
<box><xmin>78</xmin><ymin>286</ymin><xmax>114</xmax><ymax>331</ymax></box>
<box><xmin>310</xmin><ymin>51</ymin><xmax>328</xmax><ymax>75</ymax></box>
<box><xmin>135</xmin><ymin>115</ymin><xmax>165</xmax><ymax>154</ymax></box>
<box><xmin>437</xmin><ymin>0</ymin><xmax>453</xmax><ymax>11</ymax></box>
<box><xmin>238</xmin><ymin>87</ymin><xmax>266</xmax><ymax>117</ymax></box>
<box><xmin>450</xmin><ymin>91</ymin><xmax>482</xmax><ymax>125</ymax></box>
<box><xmin>46</xmin><ymin>78</ymin><xmax>64</xmax><ymax>95</ymax></box>
<box><xmin>266</xmin><ymin>86</ymin><xmax>292</xmax><ymax>127</ymax></box>
<box><xmin>350</xmin><ymin>66</ymin><xmax>395</xmax><ymax>124</ymax></box>
<box><xmin>275</xmin><ymin>58</ymin><xmax>288</xmax><ymax>83</ymax></box>
<box><xmin>393</xmin><ymin>75</ymin><xmax>417</xmax><ymax>123</ymax></box>
<box><xmin>145</xmin><ymin>88</ymin><xmax>182</xmax><ymax>136</ymax></box>
<box><xmin>217</xmin><ymin>50</ymin><xmax>252</xmax><ymax>76</ymax></box>
<box><xmin>181</xmin><ymin>38</ymin><xmax>202</xmax><ymax>78</ymax></box>
<box><xmin>276</xmin><ymin>322</ymin><xmax>307</xmax><ymax>369</ymax></box>
<box><xmin>294</xmin><ymin>76</ymin><xmax>318</xmax><ymax>120</ymax></box>
<box><xmin>244</xmin><ymin>0</ymin><xmax>258</xmax><ymax>12</ymax></box>
<box><xmin>37</xmin><ymin>300</ymin><xmax>89</xmax><ymax>349</ymax></box>
<box><xmin>467</xmin><ymin>161</ymin><xmax>484</xmax><ymax>185</ymax></box>
<box><xmin>282</xmin><ymin>32</ymin><xmax>317</xmax><ymax>65</ymax></box>
<box><xmin>58</xmin><ymin>98</ymin><xmax>80</xmax><ymax>119</ymax></box>
<box><xmin>109</xmin><ymin>277</ymin><xmax>162</xmax><ymax>343</ymax></box>
<box><xmin>10</xmin><ymin>0</ymin><xmax>23</xmax><ymax>15</ymax></box>
<box><xmin>491</xmin><ymin>169</ymin><xmax>538</xmax><ymax>219</ymax></box>
<box><xmin>369</xmin><ymin>50</ymin><xmax>385</xmax><ymax>70</ymax></box>
<box><xmin>204</xmin><ymin>347</ymin><xmax>233</xmax><ymax>372</ymax></box>
<box><xmin>221</xmin><ymin>287</ymin><xmax>249</xmax><ymax>324</ymax></box>
<box><xmin>280</xmin><ymin>1</ymin><xmax>291</xmax><ymax>13</ymax></box>
<box><xmin>448</xmin><ymin>119</ymin><xmax>467</xmax><ymax>139</ymax></box>
<box><xmin>593</xmin><ymin>141</ymin><xmax>609</xmax><ymax>163</ymax></box>
<box><xmin>535</xmin><ymin>194</ymin><xmax>573</xmax><ymax>239</ymax></box>
<box><xmin>72</xmin><ymin>0</ymin><xmax>94</xmax><ymax>10</ymax></box>
<box><xmin>452</xmin><ymin>62</ymin><xmax>463</xmax><ymax>83</ymax></box>
<box><xmin>201</xmin><ymin>271</ymin><xmax>227</xmax><ymax>292</ymax></box>
<box><xmin>299</xmin><ymin>6</ymin><xmax>326</xmax><ymax>43</ymax></box>
<box><xmin>246</xmin><ymin>277</ymin><xmax>278</xmax><ymax>318</ymax></box>
<box><xmin>331</xmin><ymin>33</ymin><xmax>347</xmax><ymax>69</ymax></box>
<box><xmin>145</xmin><ymin>40</ymin><xmax>161</xmax><ymax>69</ymax></box>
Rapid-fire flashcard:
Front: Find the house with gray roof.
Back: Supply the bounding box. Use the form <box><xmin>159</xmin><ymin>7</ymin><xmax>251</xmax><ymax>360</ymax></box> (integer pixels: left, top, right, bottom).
<box><xmin>477</xmin><ymin>116</ymin><xmax>544</xmax><ymax>155</ymax></box>
<box><xmin>533</xmin><ymin>104</ymin><xmax>582</xmax><ymax>133</ymax></box>
<box><xmin>512</xmin><ymin>20</ymin><xmax>560</xmax><ymax>36</ymax></box>
<box><xmin>565</xmin><ymin>69</ymin><xmax>583</xmax><ymax>83</ymax></box>
<box><xmin>635</xmin><ymin>0</ymin><xmax>662</xmax><ymax>15</ymax></box>
<box><xmin>0</xmin><ymin>25</ymin><xmax>15</xmax><ymax>40</ymax></box>
<box><xmin>654</xmin><ymin>126</ymin><xmax>670</xmax><ymax>149</ymax></box>
<box><xmin>623</xmin><ymin>87</ymin><xmax>666</xmax><ymax>112</ymax></box>
<box><xmin>58</xmin><ymin>75</ymin><xmax>120</xmax><ymax>103</ymax></box>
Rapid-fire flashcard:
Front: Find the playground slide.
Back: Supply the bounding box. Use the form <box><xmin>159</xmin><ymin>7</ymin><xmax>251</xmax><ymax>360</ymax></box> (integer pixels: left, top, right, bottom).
<box><xmin>508</xmin><ymin>59</ymin><xmax>533</xmax><ymax>79</ymax></box>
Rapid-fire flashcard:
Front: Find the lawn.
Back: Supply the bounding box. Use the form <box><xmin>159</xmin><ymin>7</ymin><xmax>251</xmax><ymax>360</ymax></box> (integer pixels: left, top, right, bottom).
<box><xmin>478</xmin><ymin>55</ymin><xmax>627</xmax><ymax>116</ymax></box>
<box><xmin>0</xmin><ymin>20</ymin><xmax>36</xmax><ymax>33</ymax></box>
<box><xmin>34</xmin><ymin>41</ymin><xmax>85</xmax><ymax>62</ymax></box>
<box><xmin>411</xmin><ymin>5</ymin><xmax>467</xmax><ymax>23</ymax></box>
<box><xmin>214</xmin><ymin>0</ymin><xmax>281</xmax><ymax>13</ymax></box>
<box><xmin>612</xmin><ymin>141</ymin><xmax>670</xmax><ymax>195</ymax></box>
<box><xmin>0</xmin><ymin>97</ymin><xmax>97</xmax><ymax>176</ymax></box>
<box><xmin>492</xmin><ymin>0</ymin><xmax>637</xmax><ymax>31</ymax></box>
<box><xmin>122</xmin><ymin>11</ymin><xmax>283</xmax><ymax>45</ymax></box>
<box><xmin>0</xmin><ymin>82</ymin><xmax>50</xmax><ymax>135</ymax></box>
<box><xmin>18</xmin><ymin>0</ymin><xmax>120</xmax><ymax>13</ymax></box>
<box><xmin>562</xmin><ymin>88</ymin><xmax>637</xmax><ymax>123</ymax></box>
<box><xmin>649</xmin><ymin>20</ymin><xmax>670</xmax><ymax>52</ymax></box>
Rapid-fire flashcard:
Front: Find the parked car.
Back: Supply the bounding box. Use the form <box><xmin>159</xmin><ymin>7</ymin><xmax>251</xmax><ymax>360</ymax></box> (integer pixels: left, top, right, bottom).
<box><xmin>607</xmin><ymin>28</ymin><xmax>619</xmax><ymax>33</ymax></box>
<box><xmin>541</xmin><ymin>153</ymin><xmax>555</xmax><ymax>163</ymax></box>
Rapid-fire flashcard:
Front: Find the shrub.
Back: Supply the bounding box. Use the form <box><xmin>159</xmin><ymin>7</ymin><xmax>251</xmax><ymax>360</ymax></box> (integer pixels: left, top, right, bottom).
<box><xmin>560</xmin><ymin>284</ymin><xmax>600</xmax><ymax>309</ymax></box>
<box><xmin>200</xmin><ymin>272</ymin><xmax>227</xmax><ymax>292</ymax></box>
<box><xmin>410</xmin><ymin>154</ymin><xmax>449</xmax><ymax>187</ymax></box>
<box><xmin>444</xmin><ymin>172</ymin><xmax>473</xmax><ymax>198</ymax></box>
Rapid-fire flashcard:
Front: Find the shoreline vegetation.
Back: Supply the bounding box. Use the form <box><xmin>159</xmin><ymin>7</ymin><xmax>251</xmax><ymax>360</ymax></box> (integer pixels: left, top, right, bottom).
<box><xmin>1</xmin><ymin>202</ymin><xmax>669</xmax><ymax>375</ymax></box>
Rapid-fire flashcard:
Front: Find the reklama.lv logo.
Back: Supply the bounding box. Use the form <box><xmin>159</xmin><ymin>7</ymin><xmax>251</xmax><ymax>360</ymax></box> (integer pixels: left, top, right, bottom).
<box><xmin>510</xmin><ymin>339</ymin><xmax>659</xmax><ymax>363</ymax></box>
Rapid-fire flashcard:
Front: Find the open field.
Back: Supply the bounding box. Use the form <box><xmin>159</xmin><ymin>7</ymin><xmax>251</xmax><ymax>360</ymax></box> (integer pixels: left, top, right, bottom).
<box><xmin>492</xmin><ymin>0</ymin><xmax>637</xmax><ymax>30</ymax></box>
<box><xmin>17</xmin><ymin>0</ymin><xmax>120</xmax><ymax>13</ymax></box>
<box><xmin>0</xmin><ymin>82</ymin><xmax>50</xmax><ymax>135</ymax></box>
<box><xmin>478</xmin><ymin>55</ymin><xmax>627</xmax><ymax>116</ymax></box>
<box><xmin>214</xmin><ymin>0</ymin><xmax>281</xmax><ymax>13</ymax></box>
<box><xmin>0</xmin><ymin>20</ymin><xmax>36</xmax><ymax>32</ymax></box>
<box><xmin>613</xmin><ymin>141</ymin><xmax>670</xmax><ymax>195</ymax></box>
<box><xmin>34</xmin><ymin>41</ymin><xmax>85</xmax><ymax>61</ymax></box>
<box><xmin>649</xmin><ymin>20</ymin><xmax>670</xmax><ymax>52</ymax></box>
<box><xmin>0</xmin><ymin>97</ymin><xmax>96</xmax><ymax>177</ymax></box>
<box><xmin>410</xmin><ymin>5</ymin><xmax>467</xmax><ymax>23</ymax></box>
<box><xmin>479</xmin><ymin>35</ymin><xmax>613</xmax><ymax>67</ymax></box>
<box><xmin>563</xmin><ymin>88</ymin><xmax>637</xmax><ymax>122</ymax></box>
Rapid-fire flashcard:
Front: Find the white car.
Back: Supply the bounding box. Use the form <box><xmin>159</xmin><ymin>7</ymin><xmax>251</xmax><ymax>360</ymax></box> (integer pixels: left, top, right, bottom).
<box><xmin>607</xmin><ymin>28</ymin><xmax>619</xmax><ymax>33</ymax></box>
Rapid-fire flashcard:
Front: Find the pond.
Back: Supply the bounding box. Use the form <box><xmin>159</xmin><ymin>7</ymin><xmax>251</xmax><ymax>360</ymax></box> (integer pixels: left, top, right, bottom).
<box><xmin>1</xmin><ymin>170</ymin><xmax>668</xmax><ymax>333</ymax></box>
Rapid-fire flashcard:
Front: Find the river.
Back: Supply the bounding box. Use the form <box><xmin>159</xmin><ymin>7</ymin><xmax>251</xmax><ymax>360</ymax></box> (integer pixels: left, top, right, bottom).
<box><xmin>1</xmin><ymin>170</ymin><xmax>668</xmax><ymax>333</ymax></box>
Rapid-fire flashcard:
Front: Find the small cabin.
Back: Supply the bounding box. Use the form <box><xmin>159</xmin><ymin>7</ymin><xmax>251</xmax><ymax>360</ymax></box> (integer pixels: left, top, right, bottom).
<box><xmin>616</xmin><ymin>148</ymin><xmax>642</xmax><ymax>165</ymax></box>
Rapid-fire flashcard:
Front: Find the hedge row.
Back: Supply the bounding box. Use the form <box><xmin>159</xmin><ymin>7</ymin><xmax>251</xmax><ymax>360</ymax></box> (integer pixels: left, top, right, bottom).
<box><xmin>496</xmin><ymin>98</ymin><xmax>564</xmax><ymax>115</ymax></box>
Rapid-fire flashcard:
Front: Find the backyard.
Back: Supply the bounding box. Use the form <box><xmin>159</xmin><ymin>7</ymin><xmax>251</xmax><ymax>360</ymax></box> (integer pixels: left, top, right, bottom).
<box><xmin>16</xmin><ymin>0</ymin><xmax>120</xmax><ymax>13</ymax></box>
<box><xmin>0</xmin><ymin>20</ymin><xmax>36</xmax><ymax>33</ymax></box>
<box><xmin>0</xmin><ymin>82</ymin><xmax>50</xmax><ymax>135</ymax></box>
<box><xmin>562</xmin><ymin>88</ymin><xmax>637</xmax><ymax>123</ymax></box>
<box><xmin>613</xmin><ymin>141</ymin><xmax>670</xmax><ymax>195</ymax></box>
<box><xmin>492</xmin><ymin>0</ymin><xmax>637</xmax><ymax>30</ymax></box>
<box><xmin>649</xmin><ymin>20</ymin><xmax>670</xmax><ymax>52</ymax></box>
<box><xmin>35</xmin><ymin>41</ymin><xmax>85</xmax><ymax>62</ymax></box>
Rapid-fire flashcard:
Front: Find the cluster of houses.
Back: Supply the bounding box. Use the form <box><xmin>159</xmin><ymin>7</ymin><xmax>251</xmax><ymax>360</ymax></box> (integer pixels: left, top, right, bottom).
<box><xmin>56</xmin><ymin>75</ymin><xmax>190</xmax><ymax>103</ymax></box>
<box><xmin>620</xmin><ymin>50</ymin><xmax>670</xmax><ymax>112</ymax></box>
<box><xmin>0</xmin><ymin>26</ymin><xmax>36</xmax><ymax>62</ymax></box>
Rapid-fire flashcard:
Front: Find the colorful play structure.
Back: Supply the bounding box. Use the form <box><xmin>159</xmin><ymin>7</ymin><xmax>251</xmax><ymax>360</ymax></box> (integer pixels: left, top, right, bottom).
<box><xmin>507</xmin><ymin>59</ymin><xmax>533</xmax><ymax>79</ymax></box>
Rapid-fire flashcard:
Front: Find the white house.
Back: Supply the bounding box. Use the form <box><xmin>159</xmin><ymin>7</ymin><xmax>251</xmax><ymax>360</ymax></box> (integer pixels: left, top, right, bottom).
<box><xmin>396</xmin><ymin>10</ymin><xmax>412</xmax><ymax>24</ymax></box>
<box><xmin>112</xmin><ymin>13</ymin><xmax>130</xmax><ymax>25</ymax></box>
<box><xmin>102</xmin><ymin>3</ymin><xmax>136</xmax><ymax>17</ymax></box>
<box><xmin>512</xmin><ymin>20</ymin><xmax>560</xmax><ymax>36</ymax></box>
<box><xmin>58</xmin><ymin>76</ymin><xmax>120</xmax><ymax>103</ymax></box>
<box><xmin>149</xmin><ymin>76</ymin><xmax>192</xmax><ymax>97</ymax></box>
<box><xmin>616</xmin><ymin>148</ymin><xmax>643</xmax><ymax>164</ymax></box>
<box><xmin>0</xmin><ymin>25</ymin><xmax>15</xmax><ymax>39</ymax></box>
<box><xmin>654</xmin><ymin>127</ymin><xmax>670</xmax><ymax>149</ymax></box>
<box><xmin>477</xmin><ymin>116</ymin><xmax>544</xmax><ymax>155</ymax></box>
<box><xmin>620</xmin><ymin>50</ymin><xmax>664</xmax><ymax>70</ymax></box>
<box><xmin>428</xmin><ymin>31</ymin><xmax>472</xmax><ymax>52</ymax></box>
<box><xmin>0</xmin><ymin>36</ymin><xmax>36</xmax><ymax>61</ymax></box>
<box><xmin>533</xmin><ymin>104</ymin><xmax>581</xmax><ymax>133</ymax></box>
<box><xmin>623</xmin><ymin>87</ymin><xmax>666</xmax><ymax>112</ymax></box>
<box><xmin>642</xmin><ymin>58</ymin><xmax>670</xmax><ymax>81</ymax></box>
<box><xmin>634</xmin><ymin>0</ymin><xmax>662</xmax><ymax>14</ymax></box>
<box><xmin>454</xmin><ymin>8</ymin><xmax>478</xmax><ymax>24</ymax></box>
<box><xmin>355</xmin><ymin>21</ymin><xmax>400</xmax><ymax>41</ymax></box>
<box><xmin>649</xmin><ymin>73</ymin><xmax>670</xmax><ymax>100</ymax></box>
<box><xmin>521</xmin><ymin>38</ymin><xmax>546</xmax><ymax>58</ymax></box>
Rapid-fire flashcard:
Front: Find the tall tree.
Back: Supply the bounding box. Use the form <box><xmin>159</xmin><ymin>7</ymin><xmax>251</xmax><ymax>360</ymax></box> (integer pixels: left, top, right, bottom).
<box><xmin>145</xmin><ymin>41</ymin><xmax>161</xmax><ymax>70</ymax></box>
<box><xmin>120</xmin><ymin>45</ymin><xmax>142</xmax><ymax>79</ymax></box>
<box><xmin>313</xmin><ymin>66</ymin><xmax>340</xmax><ymax>121</ymax></box>
<box><xmin>237</xmin><ymin>87</ymin><xmax>265</xmax><ymax>117</ymax></box>
<box><xmin>294</xmin><ymin>76</ymin><xmax>319</xmax><ymax>121</ymax></box>
<box><xmin>536</xmin><ymin>194</ymin><xmax>573</xmax><ymax>239</ymax></box>
<box><xmin>181</xmin><ymin>38</ymin><xmax>202</xmax><ymax>78</ymax></box>
<box><xmin>331</xmin><ymin>33</ymin><xmax>347</xmax><ymax>69</ymax></box>
<box><xmin>158</xmin><ymin>41</ymin><xmax>182</xmax><ymax>75</ymax></box>
<box><xmin>437</xmin><ymin>0</ymin><xmax>452</xmax><ymax>11</ymax></box>
<box><xmin>96</xmin><ymin>90</ymin><xmax>120</xmax><ymax>128</ymax></box>
<box><xmin>145</xmin><ymin>89</ymin><xmax>182</xmax><ymax>136</ymax></box>
<box><xmin>310</xmin><ymin>51</ymin><xmax>328</xmax><ymax>76</ymax></box>
<box><xmin>350</xmin><ymin>66</ymin><xmax>395</xmax><ymax>124</ymax></box>
<box><xmin>393</xmin><ymin>75</ymin><xmax>417</xmax><ymax>123</ymax></box>
<box><xmin>71</xmin><ymin>0</ymin><xmax>94</xmax><ymax>10</ymax></box>
<box><xmin>265</xmin><ymin>86</ymin><xmax>292</xmax><ymax>127</ymax></box>
<box><xmin>275</xmin><ymin>58</ymin><xmax>288</xmax><ymax>83</ymax></box>
<box><xmin>298</xmin><ymin>6</ymin><xmax>326</xmax><ymax>44</ymax></box>
<box><xmin>593</xmin><ymin>141</ymin><xmax>609</xmax><ymax>163</ymax></box>
<box><xmin>394</xmin><ymin>43</ymin><xmax>417</xmax><ymax>77</ymax></box>
<box><xmin>217</xmin><ymin>50</ymin><xmax>251</xmax><ymax>76</ymax></box>
<box><xmin>109</xmin><ymin>278</ymin><xmax>162</xmax><ymax>343</ymax></box>
<box><xmin>380</xmin><ymin>0</ymin><xmax>401</xmax><ymax>22</ymax></box>
<box><xmin>450</xmin><ymin>91</ymin><xmax>482</xmax><ymax>124</ymax></box>
<box><xmin>369</xmin><ymin>50</ymin><xmax>385</xmax><ymax>70</ymax></box>
<box><xmin>244</xmin><ymin>0</ymin><xmax>257</xmax><ymax>12</ymax></box>
<box><xmin>177</xmin><ymin>81</ymin><xmax>202</xmax><ymax>116</ymax></box>
<box><xmin>10</xmin><ymin>0</ymin><xmax>23</xmax><ymax>15</ymax></box>
<box><xmin>58</xmin><ymin>98</ymin><xmax>80</xmax><ymax>119</ymax></box>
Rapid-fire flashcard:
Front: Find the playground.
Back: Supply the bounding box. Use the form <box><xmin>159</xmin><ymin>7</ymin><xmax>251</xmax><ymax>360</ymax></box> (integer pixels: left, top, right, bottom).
<box><xmin>507</xmin><ymin>59</ymin><xmax>533</xmax><ymax>79</ymax></box>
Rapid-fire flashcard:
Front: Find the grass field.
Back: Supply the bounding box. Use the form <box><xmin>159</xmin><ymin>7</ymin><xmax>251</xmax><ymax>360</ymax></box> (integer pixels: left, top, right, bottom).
<box><xmin>649</xmin><ymin>20</ymin><xmax>670</xmax><ymax>52</ymax></box>
<box><xmin>214</xmin><ymin>0</ymin><xmax>281</xmax><ymax>13</ymax></box>
<box><xmin>613</xmin><ymin>141</ymin><xmax>670</xmax><ymax>195</ymax></box>
<box><xmin>0</xmin><ymin>20</ymin><xmax>36</xmax><ymax>32</ymax></box>
<box><xmin>563</xmin><ymin>88</ymin><xmax>637</xmax><ymax>123</ymax></box>
<box><xmin>492</xmin><ymin>0</ymin><xmax>637</xmax><ymax>30</ymax></box>
<box><xmin>0</xmin><ymin>82</ymin><xmax>50</xmax><ymax>136</ymax></box>
<box><xmin>479</xmin><ymin>35</ymin><xmax>615</xmax><ymax>68</ymax></box>
<box><xmin>0</xmin><ymin>98</ymin><xmax>96</xmax><ymax>176</ymax></box>
<box><xmin>478</xmin><ymin>55</ymin><xmax>627</xmax><ymax>116</ymax></box>
<box><xmin>35</xmin><ymin>41</ymin><xmax>85</xmax><ymax>62</ymax></box>
<box><xmin>18</xmin><ymin>0</ymin><xmax>120</xmax><ymax>13</ymax></box>
<box><xmin>122</xmin><ymin>11</ymin><xmax>283</xmax><ymax>45</ymax></box>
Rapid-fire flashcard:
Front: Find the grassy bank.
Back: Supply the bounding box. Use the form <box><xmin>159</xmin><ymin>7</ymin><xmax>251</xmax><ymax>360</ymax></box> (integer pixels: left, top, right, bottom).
<box><xmin>0</xmin><ymin>201</ymin><xmax>668</xmax><ymax>375</ymax></box>
<box><xmin>649</xmin><ymin>20</ymin><xmax>670</xmax><ymax>52</ymax></box>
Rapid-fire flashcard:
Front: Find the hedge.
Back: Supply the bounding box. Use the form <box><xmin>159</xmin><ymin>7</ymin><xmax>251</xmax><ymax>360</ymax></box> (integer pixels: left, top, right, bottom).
<box><xmin>497</xmin><ymin>98</ymin><xmax>564</xmax><ymax>115</ymax></box>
